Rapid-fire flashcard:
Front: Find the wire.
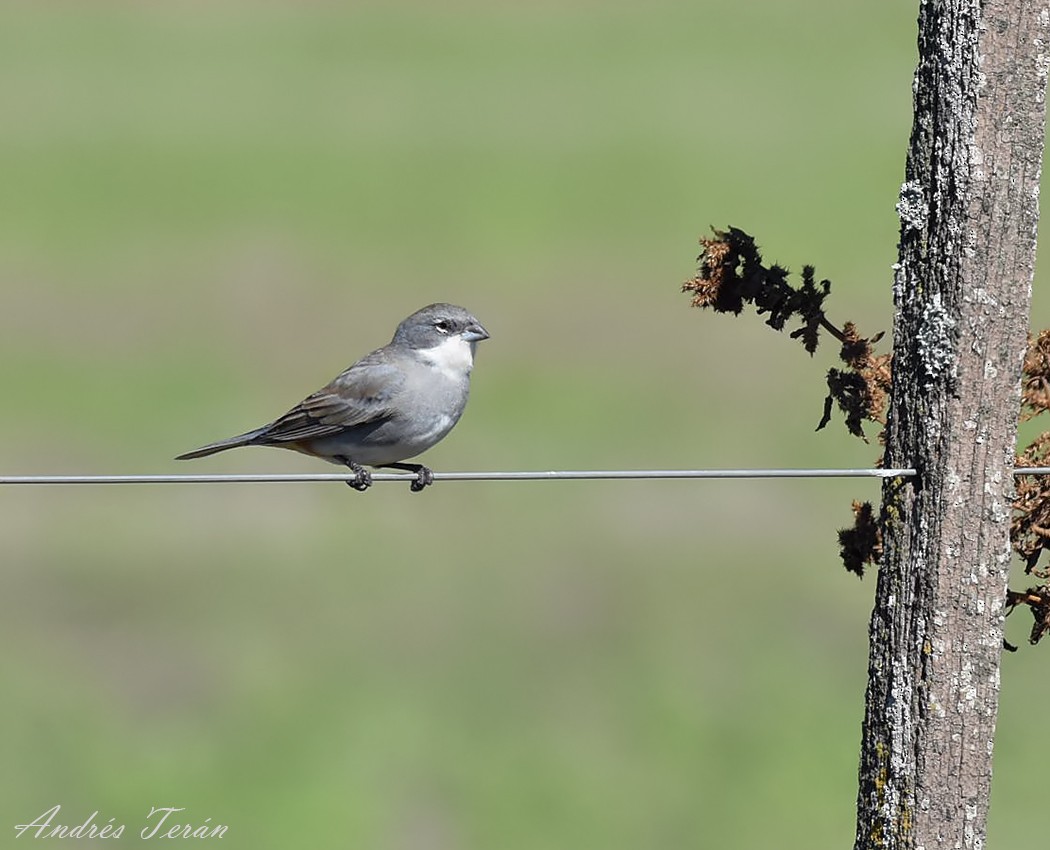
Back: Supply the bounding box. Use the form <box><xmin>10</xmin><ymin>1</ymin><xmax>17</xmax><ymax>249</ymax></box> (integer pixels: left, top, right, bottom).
<box><xmin>0</xmin><ymin>468</ymin><xmax>1045</xmax><ymax>485</ymax></box>
<box><xmin>1</xmin><ymin>468</ymin><xmax>1048</xmax><ymax>486</ymax></box>
<box><xmin>1</xmin><ymin>468</ymin><xmax>916</xmax><ymax>485</ymax></box>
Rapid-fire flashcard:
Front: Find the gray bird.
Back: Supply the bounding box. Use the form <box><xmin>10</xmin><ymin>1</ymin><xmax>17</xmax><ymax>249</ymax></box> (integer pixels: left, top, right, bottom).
<box><xmin>176</xmin><ymin>303</ymin><xmax>489</xmax><ymax>492</ymax></box>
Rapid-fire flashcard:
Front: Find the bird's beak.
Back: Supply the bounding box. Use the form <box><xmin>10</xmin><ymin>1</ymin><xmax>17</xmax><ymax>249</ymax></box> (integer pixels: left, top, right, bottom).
<box><xmin>462</xmin><ymin>322</ymin><xmax>490</xmax><ymax>342</ymax></box>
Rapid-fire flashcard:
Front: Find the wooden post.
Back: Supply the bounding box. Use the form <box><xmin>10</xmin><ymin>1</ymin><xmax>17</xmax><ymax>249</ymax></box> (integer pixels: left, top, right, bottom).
<box><xmin>854</xmin><ymin>2</ymin><xmax>1048</xmax><ymax>848</ymax></box>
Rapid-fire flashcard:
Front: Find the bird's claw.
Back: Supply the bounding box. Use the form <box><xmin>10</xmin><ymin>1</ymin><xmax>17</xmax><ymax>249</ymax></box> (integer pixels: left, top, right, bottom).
<box><xmin>348</xmin><ymin>471</ymin><xmax>372</xmax><ymax>491</ymax></box>
<box><xmin>410</xmin><ymin>466</ymin><xmax>434</xmax><ymax>493</ymax></box>
<box><xmin>339</xmin><ymin>458</ymin><xmax>373</xmax><ymax>491</ymax></box>
<box><xmin>340</xmin><ymin>458</ymin><xmax>432</xmax><ymax>492</ymax></box>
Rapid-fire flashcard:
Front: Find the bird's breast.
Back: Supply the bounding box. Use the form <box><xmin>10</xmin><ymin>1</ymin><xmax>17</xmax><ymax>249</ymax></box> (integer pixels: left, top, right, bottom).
<box><xmin>411</xmin><ymin>411</ymin><xmax>456</xmax><ymax>444</ymax></box>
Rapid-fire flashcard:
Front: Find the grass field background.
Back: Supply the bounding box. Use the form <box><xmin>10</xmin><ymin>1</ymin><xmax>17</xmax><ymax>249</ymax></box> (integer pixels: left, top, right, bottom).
<box><xmin>2</xmin><ymin>2</ymin><xmax>1048</xmax><ymax>848</ymax></box>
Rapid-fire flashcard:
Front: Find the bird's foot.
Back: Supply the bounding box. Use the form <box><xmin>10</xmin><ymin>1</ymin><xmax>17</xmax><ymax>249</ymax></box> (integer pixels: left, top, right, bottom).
<box><xmin>336</xmin><ymin>457</ymin><xmax>373</xmax><ymax>491</ymax></box>
<box><xmin>410</xmin><ymin>466</ymin><xmax>434</xmax><ymax>493</ymax></box>
<box><xmin>382</xmin><ymin>462</ymin><xmax>434</xmax><ymax>493</ymax></box>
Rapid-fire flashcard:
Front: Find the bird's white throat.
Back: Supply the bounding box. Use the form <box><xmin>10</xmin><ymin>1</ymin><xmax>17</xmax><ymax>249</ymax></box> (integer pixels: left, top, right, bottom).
<box><xmin>418</xmin><ymin>335</ymin><xmax>475</xmax><ymax>379</ymax></box>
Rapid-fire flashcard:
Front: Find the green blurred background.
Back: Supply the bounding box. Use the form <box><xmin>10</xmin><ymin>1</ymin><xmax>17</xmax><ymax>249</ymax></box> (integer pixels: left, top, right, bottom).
<box><xmin>2</xmin><ymin>2</ymin><xmax>1047</xmax><ymax>847</ymax></box>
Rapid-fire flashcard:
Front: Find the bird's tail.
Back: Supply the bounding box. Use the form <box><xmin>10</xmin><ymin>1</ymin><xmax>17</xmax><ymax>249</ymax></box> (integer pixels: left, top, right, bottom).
<box><xmin>175</xmin><ymin>426</ymin><xmax>270</xmax><ymax>460</ymax></box>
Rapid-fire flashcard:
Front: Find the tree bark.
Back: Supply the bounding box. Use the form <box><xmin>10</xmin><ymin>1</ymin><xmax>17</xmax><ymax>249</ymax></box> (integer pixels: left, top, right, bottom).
<box><xmin>854</xmin><ymin>2</ymin><xmax>1047</xmax><ymax>849</ymax></box>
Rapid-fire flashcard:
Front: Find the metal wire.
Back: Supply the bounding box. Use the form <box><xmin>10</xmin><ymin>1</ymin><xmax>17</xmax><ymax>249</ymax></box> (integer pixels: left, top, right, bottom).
<box><xmin>1</xmin><ymin>468</ymin><xmax>1048</xmax><ymax>486</ymax></box>
<box><xmin>1</xmin><ymin>468</ymin><xmax>916</xmax><ymax>485</ymax></box>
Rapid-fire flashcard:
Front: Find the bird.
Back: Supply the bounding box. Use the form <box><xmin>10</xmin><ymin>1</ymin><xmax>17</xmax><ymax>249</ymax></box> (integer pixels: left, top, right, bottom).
<box><xmin>176</xmin><ymin>303</ymin><xmax>489</xmax><ymax>492</ymax></box>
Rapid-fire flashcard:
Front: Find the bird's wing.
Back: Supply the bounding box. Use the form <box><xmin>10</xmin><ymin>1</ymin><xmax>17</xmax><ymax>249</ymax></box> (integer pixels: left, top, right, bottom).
<box><xmin>254</xmin><ymin>352</ymin><xmax>405</xmax><ymax>444</ymax></box>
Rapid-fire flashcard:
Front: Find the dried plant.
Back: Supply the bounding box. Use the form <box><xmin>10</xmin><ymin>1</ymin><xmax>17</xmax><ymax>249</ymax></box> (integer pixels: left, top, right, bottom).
<box><xmin>683</xmin><ymin>227</ymin><xmax>889</xmax><ymax>438</ymax></box>
<box><xmin>838</xmin><ymin>501</ymin><xmax>883</xmax><ymax>579</ymax></box>
<box><xmin>1006</xmin><ymin>330</ymin><xmax>1050</xmax><ymax>645</ymax></box>
<box><xmin>683</xmin><ymin>226</ymin><xmax>889</xmax><ymax>578</ymax></box>
<box><xmin>683</xmin><ymin>228</ymin><xmax>1050</xmax><ymax>623</ymax></box>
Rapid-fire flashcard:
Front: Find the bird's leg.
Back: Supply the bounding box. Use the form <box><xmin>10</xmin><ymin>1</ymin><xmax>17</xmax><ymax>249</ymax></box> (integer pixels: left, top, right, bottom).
<box><xmin>335</xmin><ymin>456</ymin><xmax>372</xmax><ymax>491</ymax></box>
<box><xmin>380</xmin><ymin>462</ymin><xmax>434</xmax><ymax>493</ymax></box>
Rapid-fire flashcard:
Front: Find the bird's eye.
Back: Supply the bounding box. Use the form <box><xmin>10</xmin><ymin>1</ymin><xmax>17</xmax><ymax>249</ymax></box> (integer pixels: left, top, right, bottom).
<box><xmin>434</xmin><ymin>320</ymin><xmax>451</xmax><ymax>334</ymax></box>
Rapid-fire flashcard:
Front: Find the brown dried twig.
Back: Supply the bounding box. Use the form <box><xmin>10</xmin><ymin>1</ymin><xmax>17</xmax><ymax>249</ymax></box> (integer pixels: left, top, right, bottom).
<box><xmin>1005</xmin><ymin>330</ymin><xmax>1050</xmax><ymax>645</ymax></box>
<box><xmin>838</xmin><ymin>501</ymin><xmax>883</xmax><ymax>579</ymax></box>
<box><xmin>682</xmin><ymin>226</ymin><xmax>890</xmax><ymax>438</ymax></box>
<box><xmin>1006</xmin><ymin>587</ymin><xmax>1050</xmax><ymax>649</ymax></box>
<box><xmin>681</xmin><ymin>229</ymin><xmax>1050</xmax><ymax>615</ymax></box>
<box><xmin>682</xmin><ymin>226</ymin><xmax>890</xmax><ymax>578</ymax></box>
